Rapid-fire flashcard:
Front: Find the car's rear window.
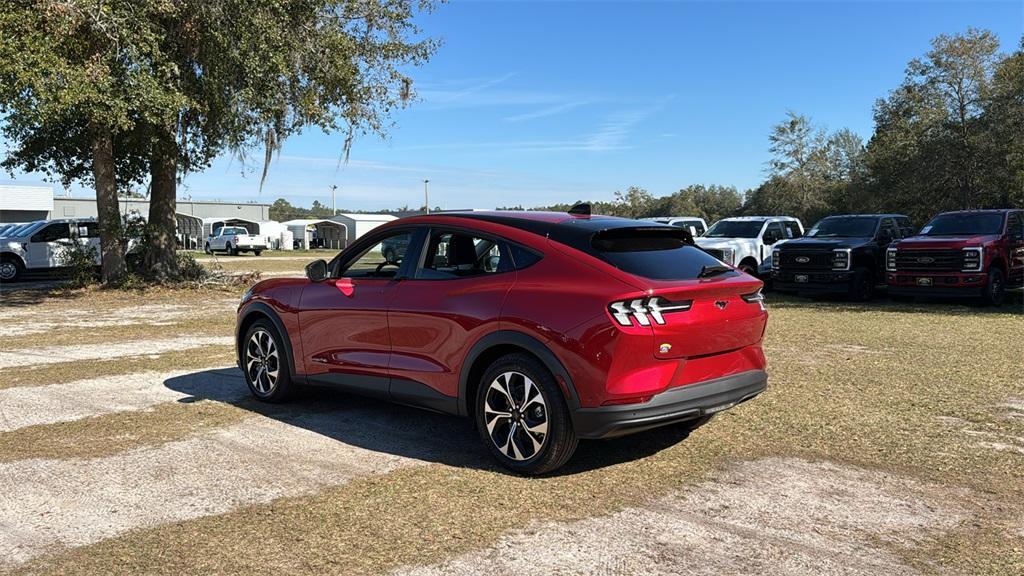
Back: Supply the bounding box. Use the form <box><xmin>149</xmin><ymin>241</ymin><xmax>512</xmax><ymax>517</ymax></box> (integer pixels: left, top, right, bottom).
<box><xmin>590</xmin><ymin>227</ymin><xmax>732</xmax><ymax>280</ymax></box>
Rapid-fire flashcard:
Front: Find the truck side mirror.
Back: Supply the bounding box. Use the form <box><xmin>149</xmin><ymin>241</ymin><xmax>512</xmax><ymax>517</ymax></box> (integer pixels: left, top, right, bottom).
<box><xmin>305</xmin><ymin>259</ymin><xmax>328</xmax><ymax>282</ymax></box>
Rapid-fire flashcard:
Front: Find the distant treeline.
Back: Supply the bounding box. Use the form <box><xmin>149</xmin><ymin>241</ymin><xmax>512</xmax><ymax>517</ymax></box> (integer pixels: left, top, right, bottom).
<box><xmin>527</xmin><ymin>29</ymin><xmax>1023</xmax><ymax>227</ymax></box>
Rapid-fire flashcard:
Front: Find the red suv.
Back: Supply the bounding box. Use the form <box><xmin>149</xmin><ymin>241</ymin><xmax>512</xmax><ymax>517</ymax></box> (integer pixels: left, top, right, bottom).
<box><xmin>236</xmin><ymin>209</ymin><xmax>769</xmax><ymax>474</ymax></box>
<box><xmin>887</xmin><ymin>209</ymin><xmax>1024</xmax><ymax>306</ymax></box>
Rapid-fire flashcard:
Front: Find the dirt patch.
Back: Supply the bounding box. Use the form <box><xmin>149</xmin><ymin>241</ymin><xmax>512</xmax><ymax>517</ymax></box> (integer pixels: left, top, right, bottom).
<box><xmin>0</xmin><ymin>336</ymin><xmax>233</xmax><ymax>369</ymax></box>
<box><xmin>0</xmin><ymin>368</ymin><xmax>241</xmax><ymax>432</ymax></box>
<box><xmin>0</xmin><ymin>414</ymin><xmax>422</xmax><ymax>568</ymax></box>
<box><xmin>396</xmin><ymin>458</ymin><xmax>967</xmax><ymax>576</ymax></box>
<box><xmin>0</xmin><ymin>302</ymin><xmax>237</xmax><ymax>337</ymax></box>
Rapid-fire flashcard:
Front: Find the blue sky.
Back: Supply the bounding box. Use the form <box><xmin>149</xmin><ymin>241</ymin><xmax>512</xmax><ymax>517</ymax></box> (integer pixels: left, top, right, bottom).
<box><xmin>7</xmin><ymin>1</ymin><xmax>1023</xmax><ymax>210</ymax></box>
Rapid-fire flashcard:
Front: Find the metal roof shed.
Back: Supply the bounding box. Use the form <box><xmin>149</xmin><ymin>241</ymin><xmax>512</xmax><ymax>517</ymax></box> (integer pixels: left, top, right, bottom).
<box><xmin>202</xmin><ymin>217</ymin><xmax>260</xmax><ymax>239</ymax></box>
<box><xmin>282</xmin><ymin>219</ymin><xmax>348</xmax><ymax>250</ymax></box>
<box><xmin>175</xmin><ymin>213</ymin><xmax>204</xmax><ymax>250</ymax></box>
<box><xmin>329</xmin><ymin>213</ymin><xmax>397</xmax><ymax>244</ymax></box>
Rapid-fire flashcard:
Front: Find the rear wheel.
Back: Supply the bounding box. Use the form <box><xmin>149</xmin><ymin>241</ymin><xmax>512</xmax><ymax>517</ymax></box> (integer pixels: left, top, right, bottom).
<box><xmin>253</xmin><ymin>250</ymin><xmax>262</xmax><ymax>256</ymax></box>
<box><xmin>229</xmin><ymin>245</ymin><xmax>238</xmax><ymax>256</ymax></box>
<box><xmin>242</xmin><ymin>319</ymin><xmax>295</xmax><ymax>402</ymax></box>
<box><xmin>0</xmin><ymin>257</ymin><xmax>23</xmax><ymax>282</ymax></box>
<box><xmin>981</xmin><ymin>267</ymin><xmax>1005</xmax><ymax>307</ymax></box>
<box><xmin>204</xmin><ymin>243</ymin><xmax>212</xmax><ymax>255</ymax></box>
<box><xmin>475</xmin><ymin>353</ymin><xmax>577</xmax><ymax>475</ymax></box>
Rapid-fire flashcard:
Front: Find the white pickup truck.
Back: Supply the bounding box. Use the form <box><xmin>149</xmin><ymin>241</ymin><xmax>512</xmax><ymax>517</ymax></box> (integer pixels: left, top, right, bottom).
<box><xmin>205</xmin><ymin>226</ymin><xmax>267</xmax><ymax>256</ymax></box>
<box><xmin>695</xmin><ymin>216</ymin><xmax>804</xmax><ymax>277</ymax></box>
<box><xmin>0</xmin><ymin>219</ymin><xmax>101</xmax><ymax>282</ymax></box>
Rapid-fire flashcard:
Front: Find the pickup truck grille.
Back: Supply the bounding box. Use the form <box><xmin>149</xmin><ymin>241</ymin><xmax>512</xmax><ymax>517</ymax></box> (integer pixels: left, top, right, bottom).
<box><xmin>893</xmin><ymin>249</ymin><xmax>962</xmax><ymax>271</ymax></box>
<box><xmin>703</xmin><ymin>248</ymin><xmax>726</xmax><ymax>261</ymax></box>
<box><xmin>778</xmin><ymin>250</ymin><xmax>832</xmax><ymax>270</ymax></box>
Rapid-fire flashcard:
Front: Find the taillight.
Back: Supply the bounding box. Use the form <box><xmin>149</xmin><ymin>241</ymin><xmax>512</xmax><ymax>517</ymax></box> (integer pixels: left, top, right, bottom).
<box><xmin>233</xmin><ymin>236</ymin><xmax>239</xmax><ymax>245</ymax></box>
<box><xmin>741</xmin><ymin>289</ymin><xmax>766</xmax><ymax>310</ymax></box>
<box><xmin>609</xmin><ymin>297</ymin><xmax>692</xmax><ymax>327</ymax></box>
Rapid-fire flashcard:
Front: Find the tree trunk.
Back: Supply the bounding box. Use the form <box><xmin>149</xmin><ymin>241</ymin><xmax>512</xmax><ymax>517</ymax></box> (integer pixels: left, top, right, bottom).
<box><xmin>91</xmin><ymin>126</ymin><xmax>125</xmax><ymax>284</ymax></box>
<box><xmin>145</xmin><ymin>123</ymin><xmax>180</xmax><ymax>281</ymax></box>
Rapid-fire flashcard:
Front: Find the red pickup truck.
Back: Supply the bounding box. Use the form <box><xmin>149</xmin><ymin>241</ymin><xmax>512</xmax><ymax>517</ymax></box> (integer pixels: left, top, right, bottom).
<box><xmin>886</xmin><ymin>209</ymin><xmax>1024</xmax><ymax>305</ymax></box>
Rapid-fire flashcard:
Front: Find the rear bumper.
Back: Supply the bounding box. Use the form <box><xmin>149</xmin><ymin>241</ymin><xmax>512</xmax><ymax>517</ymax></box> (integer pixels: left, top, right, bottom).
<box><xmin>571</xmin><ymin>369</ymin><xmax>767</xmax><ymax>439</ymax></box>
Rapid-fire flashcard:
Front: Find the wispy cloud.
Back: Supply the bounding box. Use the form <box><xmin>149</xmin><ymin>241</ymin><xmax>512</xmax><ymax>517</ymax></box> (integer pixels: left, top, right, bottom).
<box><xmin>503</xmin><ymin>100</ymin><xmax>592</xmax><ymax>123</ymax></box>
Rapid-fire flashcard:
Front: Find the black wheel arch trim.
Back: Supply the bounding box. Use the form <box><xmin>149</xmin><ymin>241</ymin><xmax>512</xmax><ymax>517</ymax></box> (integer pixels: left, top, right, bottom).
<box><xmin>458</xmin><ymin>330</ymin><xmax>580</xmax><ymax>417</ymax></box>
<box><xmin>237</xmin><ymin>301</ymin><xmax>301</xmax><ymax>383</ymax></box>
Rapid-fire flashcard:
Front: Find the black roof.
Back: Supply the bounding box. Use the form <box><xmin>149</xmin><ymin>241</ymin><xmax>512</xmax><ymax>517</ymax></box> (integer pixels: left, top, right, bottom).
<box><xmin>817</xmin><ymin>214</ymin><xmax>909</xmax><ymax>219</ymax></box>
<box><xmin>441</xmin><ymin>212</ymin><xmax>690</xmax><ymax>253</ymax></box>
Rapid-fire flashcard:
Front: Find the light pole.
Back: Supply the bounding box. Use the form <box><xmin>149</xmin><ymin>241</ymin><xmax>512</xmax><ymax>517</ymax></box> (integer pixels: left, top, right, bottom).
<box><xmin>329</xmin><ymin>184</ymin><xmax>337</xmax><ymax>216</ymax></box>
<box><xmin>423</xmin><ymin>179</ymin><xmax>430</xmax><ymax>214</ymax></box>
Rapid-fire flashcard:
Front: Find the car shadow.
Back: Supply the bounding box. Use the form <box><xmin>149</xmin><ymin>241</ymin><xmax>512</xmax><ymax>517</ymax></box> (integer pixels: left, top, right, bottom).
<box><xmin>163</xmin><ymin>368</ymin><xmax>696</xmax><ymax>476</ymax></box>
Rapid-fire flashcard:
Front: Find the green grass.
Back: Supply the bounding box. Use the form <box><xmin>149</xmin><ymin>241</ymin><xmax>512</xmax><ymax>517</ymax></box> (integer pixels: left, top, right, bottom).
<box><xmin>8</xmin><ymin>294</ymin><xmax>1023</xmax><ymax>575</ymax></box>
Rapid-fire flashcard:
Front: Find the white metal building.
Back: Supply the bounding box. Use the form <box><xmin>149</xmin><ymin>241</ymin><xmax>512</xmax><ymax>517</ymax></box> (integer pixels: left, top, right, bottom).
<box><xmin>0</xmin><ymin>184</ymin><xmax>53</xmax><ymax>223</ymax></box>
<box><xmin>329</xmin><ymin>213</ymin><xmax>398</xmax><ymax>245</ymax></box>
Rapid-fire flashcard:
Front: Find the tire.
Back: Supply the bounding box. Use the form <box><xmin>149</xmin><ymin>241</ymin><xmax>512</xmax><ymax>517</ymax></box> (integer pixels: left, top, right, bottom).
<box><xmin>981</xmin><ymin>267</ymin><xmax>1005</xmax><ymax>307</ymax></box>
<box><xmin>204</xmin><ymin>243</ymin><xmax>212</xmax><ymax>255</ymax></box>
<box><xmin>253</xmin><ymin>250</ymin><xmax>262</xmax><ymax>256</ymax></box>
<box><xmin>229</xmin><ymin>245</ymin><xmax>238</xmax><ymax>256</ymax></box>
<box><xmin>0</xmin><ymin>257</ymin><xmax>23</xmax><ymax>282</ymax></box>
<box><xmin>241</xmin><ymin>319</ymin><xmax>295</xmax><ymax>402</ymax></box>
<box><xmin>475</xmin><ymin>353</ymin><xmax>577</xmax><ymax>475</ymax></box>
<box><xmin>848</xmin><ymin>268</ymin><xmax>873</xmax><ymax>302</ymax></box>
<box><xmin>738</xmin><ymin>262</ymin><xmax>757</xmax><ymax>277</ymax></box>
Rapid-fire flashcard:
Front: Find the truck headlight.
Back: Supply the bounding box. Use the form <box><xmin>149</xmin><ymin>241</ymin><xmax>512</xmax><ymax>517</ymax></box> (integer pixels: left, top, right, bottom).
<box><xmin>886</xmin><ymin>248</ymin><xmax>897</xmax><ymax>272</ymax></box>
<box><xmin>831</xmin><ymin>248</ymin><xmax>851</xmax><ymax>271</ymax></box>
<box><xmin>771</xmin><ymin>249</ymin><xmax>780</xmax><ymax>270</ymax></box>
<box><xmin>721</xmin><ymin>248</ymin><xmax>735</xmax><ymax>265</ymax></box>
<box><xmin>962</xmin><ymin>247</ymin><xmax>982</xmax><ymax>272</ymax></box>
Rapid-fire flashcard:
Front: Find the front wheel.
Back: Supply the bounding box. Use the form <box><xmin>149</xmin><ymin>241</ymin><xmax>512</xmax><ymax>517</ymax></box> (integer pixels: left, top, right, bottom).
<box><xmin>981</xmin><ymin>268</ymin><xmax>1005</xmax><ymax>307</ymax></box>
<box><xmin>242</xmin><ymin>319</ymin><xmax>295</xmax><ymax>402</ymax></box>
<box><xmin>0</xmin><ymin>257</ymin><xmax>23</xmax><ymax>282</ymax></box>
<box><xmin>476</xmin><ymin>353</ymin><xmax>577</xmax><ymax>475</ymax></box>
<box><xmin>848</xmin><ymin>268</ymin><xmax>874</xmax><ymax>302</ymax></box>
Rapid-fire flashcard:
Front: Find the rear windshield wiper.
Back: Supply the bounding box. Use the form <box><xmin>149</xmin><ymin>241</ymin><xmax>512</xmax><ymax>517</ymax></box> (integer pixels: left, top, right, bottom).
<box><xmin>698</xmin><ymin>264</ymin><xmax>733</xmax><ymax>278</ymax></box>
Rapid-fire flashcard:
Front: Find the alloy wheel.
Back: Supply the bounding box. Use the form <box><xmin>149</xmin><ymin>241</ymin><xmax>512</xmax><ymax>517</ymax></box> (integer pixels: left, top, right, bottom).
<box><xmin>483</xmin><ymin>371</ymin><xmax>548</xmax><ymax>461</ymax></box>
<box><xmin>246</xmin><ymin>328</ymin><xmax>280</xmax><ymax>394</ymax></box>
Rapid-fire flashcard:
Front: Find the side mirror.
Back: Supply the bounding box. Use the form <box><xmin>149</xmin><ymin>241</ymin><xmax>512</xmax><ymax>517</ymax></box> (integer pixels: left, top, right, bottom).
<box><xmin>305</xmin><ymin>259</ymin><xmax>328</xmax><ymax>282</ymax></box>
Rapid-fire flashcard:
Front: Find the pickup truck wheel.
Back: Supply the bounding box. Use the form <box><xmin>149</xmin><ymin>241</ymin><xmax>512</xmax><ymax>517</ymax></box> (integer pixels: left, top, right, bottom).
<box><xmin>738</xmin><ymin>263</ymin><xmax>757</xmax><ymax>277</ymax></box>
<box><xmin>204</xmin><ymin>243</ymin><xmax>212</xmax><ymax>255</ymax></box>
<box><xmin>0</xmin><ymin>258</ymin><xmax>23</xmax><ymax>282</ymax></box>
<box><xmin>981</xmin><ymin>268</ymin><xmax>1005</xmax><ymax>307</ymax></box>
<box><xmin>253</xmin><ymin>250</ymin><xmax>262</xmax><ymax>256</ymax></box>
<box><xmin>242</xmin><ymin>319</ymin><xmax>295</xmax><ymax>402</ymax></box>
<box><xmin>229</xmin><ymin>245</ymin><xmax>238</xmax><ymax>256</ymax></box>
<box><xmin>476</xmin><ymin>353</ymin><xmax>577</xmax><ymax>475</ymax></box>
<box><xmin>849</xmin><ymin>269</ymin><xmax>873</xmax><ymax>302</ymax></box>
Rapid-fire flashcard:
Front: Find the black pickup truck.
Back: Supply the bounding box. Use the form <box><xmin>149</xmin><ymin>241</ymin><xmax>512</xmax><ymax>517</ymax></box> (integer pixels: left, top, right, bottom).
<box><xmin>771</xmin><ymin>214</ymin><xmax>913</xmax><ymax>300</ymax></box>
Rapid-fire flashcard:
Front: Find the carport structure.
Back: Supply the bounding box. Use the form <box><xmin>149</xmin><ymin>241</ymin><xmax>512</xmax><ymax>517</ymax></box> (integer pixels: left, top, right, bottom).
<box><xmin>282</xmin><ymin>219</ymin><xmax>348</xmax><ymax>250</ymax></box>
<box><xmin>175</xmin><ymin>213</ymin><xmax>204</xmax><ymax>250</ymax></box>
<box><xmin>202</xmin><ymin>217</ymin><xmax>261</xmax><ymax>239</ymax></box>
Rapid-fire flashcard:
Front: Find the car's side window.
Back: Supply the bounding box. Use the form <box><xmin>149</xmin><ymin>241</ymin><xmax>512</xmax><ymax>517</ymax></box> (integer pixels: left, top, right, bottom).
<box><xmin>417</xmin><ymin>231</ymin><xmax>511</xmax><ymax>279</ymax></box>
<box><xmin>879</xmin><ymin>218</ymin><xmax>898</xmax><ymax>242</ymax></box>
<box><xmin>339</xmin><ymin>231</ymin><xmax>415</xmax><ymax>279</ymax></box>
<box><xmin>763</xmin><ymin>222</ymin><xmax>785</xmax><ymax>243</ymax></box>
<box><xmin>31</xmin><ymin>224</ymin><xmax>70</xmax><ymax>243</ymax></box>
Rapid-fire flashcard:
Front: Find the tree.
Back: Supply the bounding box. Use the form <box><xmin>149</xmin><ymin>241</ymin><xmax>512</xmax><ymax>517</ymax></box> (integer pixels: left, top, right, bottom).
<box><xmin>1</xmin><ymin>0</ymin><xmax>437</xmax><ymax>282</ymax></box>
<box><xmin>977</xmin><ymin>40</ymin><xmax>1024</xmax><ymax>208</ymax></box>
<box><xmin>865</xmin><ymin>28</ymin><xmax>1006</xmax><ymax>222</ymax></box>
<box><xmin>612</xmin><ymin>186</ymin><xmax>655</xmax><ymax>218</ymax></box>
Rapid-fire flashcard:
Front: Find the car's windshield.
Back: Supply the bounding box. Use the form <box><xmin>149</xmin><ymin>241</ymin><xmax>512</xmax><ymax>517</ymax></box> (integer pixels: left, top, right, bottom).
<box><xmin>703</xmin><ymin>220</ymin><xmax>764</xmax><ymax>238</ymax></box>
<box><xmin>920</xmin><ymin>213</ymin><xmax>1004</xmax><ymax>236</ymax></box>
<box><xmin>806</xmin><ymin>217</ymin><xmax>878</xmax><ymax>238</ymax></box>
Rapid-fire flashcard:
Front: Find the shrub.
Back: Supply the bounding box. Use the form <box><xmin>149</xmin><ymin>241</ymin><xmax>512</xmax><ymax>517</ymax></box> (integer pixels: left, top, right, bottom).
<box><xmin>58</xmin><ymin>242</ymin><xmax>99</xmax><ymax>289</ymax></box>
